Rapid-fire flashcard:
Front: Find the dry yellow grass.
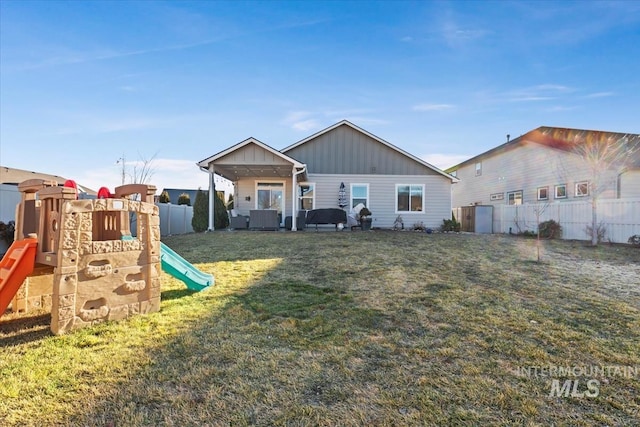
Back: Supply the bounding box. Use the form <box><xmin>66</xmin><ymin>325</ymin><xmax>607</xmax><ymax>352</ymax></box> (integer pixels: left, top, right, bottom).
<box><xmin>1</xmin><ymin>231</ymin><xmax>638</xmax><ymax>426</ymax></box>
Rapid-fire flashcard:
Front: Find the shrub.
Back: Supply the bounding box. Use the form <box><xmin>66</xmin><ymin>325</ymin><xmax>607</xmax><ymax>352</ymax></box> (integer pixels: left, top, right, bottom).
<box><xmin>520</xmin><ymin>230</ymin><xmax>537</xmax><ymax>238</ymax></box>
<box><xmin>412</xmin><ymin>221</ymin><xmax>426</xmax><ymax>231</ymax></box>
<box><xmin>214</xmin><ymin>191</ymin><xmax>229</xmax><ymax>230</ymax></box>
<box><xmin>0</xmin><ymin>220</ymin><xmax>16</xmax><ymax>245</ymax></box>
<box><xmin>441</xmin><ymin>214</ymin><xmax>461</xmax><ymax>232</ymax></box>
<box><xmin>538</xmin><ymin>220</ymin><xmax>562</xmax><ymax>239</ymax></box>
<box><xmin>585</xmin><ymin>222</ymin><xmax>607</xmax><ymax>244</ymax></box>
<box><xmin>158</xmin><ymin>190</ymin><xmax>171</xmax><ymax>203</ymax></box>
<box><xmin>628</xmin><ymin>235</ymin><xmax>640</xmax><ymax>247</ymax></box>
<box><xmin>192</xmin><ymin>190</ymin><xmax>208</xmax><ymax>232</ymax></box>
<box><xmin>178</xmin><ymin>193</ymin><xmax>191</xmax><ymax>206</ymax></box>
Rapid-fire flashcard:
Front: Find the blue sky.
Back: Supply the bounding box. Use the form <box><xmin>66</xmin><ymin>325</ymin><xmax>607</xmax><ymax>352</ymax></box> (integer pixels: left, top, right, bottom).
<box><xmin>1</xmin><ymin>0</ymin><xmax>639</xmax><ymax>193</ymax></box>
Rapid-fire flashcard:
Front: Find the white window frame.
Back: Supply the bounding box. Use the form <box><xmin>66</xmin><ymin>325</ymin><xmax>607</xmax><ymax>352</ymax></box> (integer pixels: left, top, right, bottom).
<box><xmin>537</xmin><ymin>186</ymin><xmax>549</xmax><ymax>201</ymax></box>
<box><xmin>395</xmin><ymin>184</ymin><xmax>425</xmax><ymax>213</ymax></box>
<box><xmin>575</xmin><ymin>181</ymin><xmax>589</xmax><ymax>197</ymax></box>
<box><xmin>555</xmin><ymin>184</ymin><xmax>567</xmax><ymax>199</ymax></box>
<box><xmin>475</xmin><ymin>162</ymin><xmax>482</xmax><ymax>176</ymax></box>
<box><xmin>507</xmin><ymin>190</ymin><xmax>523</xmax><ymax>205</ymax></box>
<box><xmin>350</xmin><ymin>183</ymin><xmax>369</xmax><ymax>208</ymax></box>
<box><xmin>297</xmin><ymin>182</ymin><xmax>315</xmax><ymax>210</ymax></box>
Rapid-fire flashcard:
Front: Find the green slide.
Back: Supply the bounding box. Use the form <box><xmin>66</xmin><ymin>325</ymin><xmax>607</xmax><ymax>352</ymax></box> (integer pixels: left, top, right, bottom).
<box><xmin>160</xmin><ymin>242</ymin><xmax>214</xmax><ymax>291</ymax></box>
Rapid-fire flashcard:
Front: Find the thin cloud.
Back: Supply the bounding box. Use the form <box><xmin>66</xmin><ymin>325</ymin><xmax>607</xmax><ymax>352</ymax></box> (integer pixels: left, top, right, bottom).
<box><xmin>503</xmin><ymin>84</ymin><xmax>573</xmax><ymax>102</ymax></box>
<box><xmin>584</xmin><ymin>91</ymin><xmax>614</xmax><ymax>98</ymax></box>
<box><xmin>413</xmin><ymin>103</ymin><xmax>455</xmax><ymax>112</ymax></box>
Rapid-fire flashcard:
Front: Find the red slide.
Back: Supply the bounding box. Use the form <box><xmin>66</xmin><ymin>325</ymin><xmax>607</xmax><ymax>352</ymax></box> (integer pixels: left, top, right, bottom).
<box><xmin>0</xmin><ymin>238</ymin><xmax>38</xmax><ymax>316</ymax></box>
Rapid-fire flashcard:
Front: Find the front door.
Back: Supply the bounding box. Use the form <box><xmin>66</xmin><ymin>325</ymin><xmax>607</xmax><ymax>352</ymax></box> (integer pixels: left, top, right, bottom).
<box><xmin>256</xmin><ymin>182</ymin><xmax>284</xmax><ymax>225</ymax></box>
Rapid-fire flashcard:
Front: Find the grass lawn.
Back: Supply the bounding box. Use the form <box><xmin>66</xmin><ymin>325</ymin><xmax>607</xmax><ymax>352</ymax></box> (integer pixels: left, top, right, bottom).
<box><xmin>1</xmin><ymin>231</ymin><xmax>639</xmax><ymax>426</ymax></box>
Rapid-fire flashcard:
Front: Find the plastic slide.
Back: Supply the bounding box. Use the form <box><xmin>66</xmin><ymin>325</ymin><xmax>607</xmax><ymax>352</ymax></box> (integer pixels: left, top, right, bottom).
<box><xmin>160</xmin><ymin>242</ymin><xmax>214</xmax><ymax>291</ymax></box>
<box><xmin>0</xmin><ymin>238</ymin><xmax>38</xmax><ymax>316</ymax></box>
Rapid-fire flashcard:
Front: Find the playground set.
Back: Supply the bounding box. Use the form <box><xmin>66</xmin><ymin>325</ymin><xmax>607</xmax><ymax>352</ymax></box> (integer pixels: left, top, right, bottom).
<box><xmin>0</xmin><ymin>179</ymin><xmax>213</xmax><ymax>335</ymax></box>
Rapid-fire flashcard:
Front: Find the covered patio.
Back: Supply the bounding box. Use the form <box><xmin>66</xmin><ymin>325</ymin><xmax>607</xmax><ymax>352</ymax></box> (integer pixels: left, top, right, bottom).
<box><xmin>197</xmin><ymin>138</ymin><xmax>308</xmax><ymax>231</ymax></box>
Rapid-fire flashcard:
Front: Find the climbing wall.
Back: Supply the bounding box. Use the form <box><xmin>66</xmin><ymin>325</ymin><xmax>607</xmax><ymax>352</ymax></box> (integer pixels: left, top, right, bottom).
<box><xmin>50</xmin><ymin>197</ymin><xmax>162</xmax><ymax>334</ymax></box>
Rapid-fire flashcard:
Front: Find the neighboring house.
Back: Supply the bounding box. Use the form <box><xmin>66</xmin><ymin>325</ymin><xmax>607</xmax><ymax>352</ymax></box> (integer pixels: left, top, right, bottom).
<box><xmin>446</xmin><ymin>126</ymin><xmax>640</xmax><ymax>208</ymax></box>
<box><xmin>0</xmin><ymin>166</ymin><xmax>97</xmax><ymax>222</ymax></box>
<box><xmin>197</xmin><ymin>120</ymin><xmax>458</xmax><ymax>230</ymax></box>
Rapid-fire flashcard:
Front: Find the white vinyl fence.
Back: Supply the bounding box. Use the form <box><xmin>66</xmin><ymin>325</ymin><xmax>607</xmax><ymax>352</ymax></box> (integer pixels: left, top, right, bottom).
<box><xmin>156</xmin><ymin>203</ymin><xmax>194</xmax><ymax>236</ymax></box>
<box><xmin>494</xmin><ymin>198</ymin><xmax>640</xmax><ymax>244</ymax></box>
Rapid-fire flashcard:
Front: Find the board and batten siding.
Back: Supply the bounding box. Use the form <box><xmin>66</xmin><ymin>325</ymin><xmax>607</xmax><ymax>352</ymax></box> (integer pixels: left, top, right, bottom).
<box><xmin>451</xmin><ymin>141</ymin><xmax>618</xmax><ymax>208</ymax></box>
<box><xmin>216</xmin><ymin>142</ymin><xmax>293</xmax><ymax>167</ymax></box>
<box><xmin>284</xmin><ymin>124</ymin><xmax>440</xmax><ymax>176</ymax></box>
<box><xmin>307</xmin><ymin>173</ymin><xmax>451</xmax><ymax>229</ymax></box>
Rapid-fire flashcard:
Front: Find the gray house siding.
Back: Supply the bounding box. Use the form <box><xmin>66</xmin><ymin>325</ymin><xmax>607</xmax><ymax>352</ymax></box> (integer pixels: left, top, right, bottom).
<box><xmin>620</xmin><ymin>171</ymin><xmax>640</xmax><ymax>198</ymax></box>
<box><xmin>217</xmin><ymin>142</ymin><xmax>293</xmax><ymax>167</ymax></box>
<box><xmin>451</xmin><ymin>141</ymin><xmax>618</xmax><ymax>208</ymax></box>
<box><xmin>308</xmin><ymin>173</ymin><xmax>451</xmax><ymax>229</ymax></box>
<box><xmin>284</xmin><ymin>124</ymin><xmax>440</xmax><ymax>176</ymax></box>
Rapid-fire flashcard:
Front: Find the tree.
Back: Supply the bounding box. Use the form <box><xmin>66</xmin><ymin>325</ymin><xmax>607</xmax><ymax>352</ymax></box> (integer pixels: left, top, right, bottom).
<box><xmin>214</xmin><ymin>190</ymin><xmax>229</xmax><ymax>230</ymax></box>
<box><xmin>192</xmin><ymin>190</ymin><xmax>208</xmax><ymax>232</ymax></box>
<box><xmin>178</xmin><ymin>193</ymin><xmax>191</xmax><ymax>206</ymax></box>
<box><xmin>158</xmin><ymin>190</ymin><xmax>171</xmax><ymax>203</ymax></box>
<box><xmin>130</xmin><ymin>151</ymin><xmax>158</xmax><ymax>185</ymax></box>
<box><xmin>569</xmin><ymin>132</ymin><xmax>640</xmax><ymax>246</ymax></box>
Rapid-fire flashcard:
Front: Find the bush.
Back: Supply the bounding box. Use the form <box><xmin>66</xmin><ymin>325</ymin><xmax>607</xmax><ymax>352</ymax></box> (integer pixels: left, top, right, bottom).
<box><xmin>191</xmin><ymin>190</ymin><xmax>208</xmax><ymax>232</ymax></box>
<box><xmin>0</xmin><ymin>220</ymin><xmax>15</xmax><ymax>245</ymax></box>
<box><xmin>628</xmin><ymin>235</ymin><xmax>640</xmax><ymax>247</ymax></box>
<box><xmin>412</xmin><ymin>221</ymin><xmax>426</xmax><ymax>231</ymax></box>
<box><xmin>158</xmin><ymin>190</ymin><xmax>171</xmax><ymax>203</ymax></box>
<box><xmin>538</xmin><ymin>220</ymin><xmax>562</xmax><ymax>239</ymax></box>
<box><xmin>178</xmin><ymin>193</ymin><xmax>191</xmax><ymax>206</ymax></box>
<box><xmin>520</xmin><ymin>230</ymin><xmax>537</xmax><ymax>238</ymax></box>
<box><xmin>441</xmin><ymin>213</ymin><xmax>460</xmax><ymax>232</ymax></box>
<box><xmin>585</xmin><ymin>222</ymin><xmax>607</xmax><ymax>244</ymax></box>
<box><xmin>214</xmin><ymin>191</ymin><xmax>229</xmax><ymax>230</ymax></box>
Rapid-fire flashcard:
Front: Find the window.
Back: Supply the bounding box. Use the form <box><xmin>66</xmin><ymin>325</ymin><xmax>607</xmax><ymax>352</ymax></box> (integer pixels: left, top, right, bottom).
<box><xmin>350</xmin><ymin>184</ymin><xmax>369</xmax><ymax>208</ymax></box>
<box><xmin>507</xmin><ymin>190</ymin><xmax>523</xmax><ymax>205</ymax></box>
<box><xmin>475</xmin><ymin>162</ymin><xmax>482</xmax><ymax>176</ymax></box>
<box><xmin>537</xmin><ymin>187</ymin><xmax>549</xmax><ymax>201</ymax></box>
<box><xmin>490</xmin><ymin>193</ymin><xmax>504</xmax><ymax>201</ymax></box>
<box><xmin>575</xmin><ymin>181</ymin><xmax>589</xmax><ymax>197</ymax></box>
<box><xmin>298</xmin><ymin>183</ymin><xmax>315</xmax><ymax>210</ymax></box>
<box><xmin>555</xmin><ymin>184</ymin><xmax>567</xmax><ymax>199</ymax></box>
<box><xmin>396</xmin><ymin>184</ymin><xmax>424</xmax><ymax>212</ymax></box>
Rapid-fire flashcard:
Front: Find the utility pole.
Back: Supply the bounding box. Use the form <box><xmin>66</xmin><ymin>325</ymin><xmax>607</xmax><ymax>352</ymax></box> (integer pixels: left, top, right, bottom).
<box><xmin>116</xmin><ymin>154</ymin><xmax>126</xmax><ymax>185</ymax></box>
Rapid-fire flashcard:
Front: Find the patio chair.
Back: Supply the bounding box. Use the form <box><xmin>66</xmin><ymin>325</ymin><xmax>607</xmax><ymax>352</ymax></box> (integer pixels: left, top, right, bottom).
<box><xmin>228</xmin><ymin>209</ymin><xmax>248</xmax><ymax>229</ymax></box>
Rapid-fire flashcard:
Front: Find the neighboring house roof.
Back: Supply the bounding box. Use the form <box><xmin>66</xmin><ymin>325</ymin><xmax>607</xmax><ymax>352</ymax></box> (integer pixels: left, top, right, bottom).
<box><xmin>282</xmin><ymin>120</ymin><xmax>458</xmax><ymax>181</ymax></box>
<box><xmin>0</xmin><ymin>165</ymin><xmax>97</xmax><ymax>195</ymax></box>
<box><xmin>446</xmin><ymin>126</ymin><xmax>640</xmax><ymax>172</ymax></box>
<box><xmin>196</xmin><ymin>137</ymin><xmax>306</xmax><ymax>181</ymax></box>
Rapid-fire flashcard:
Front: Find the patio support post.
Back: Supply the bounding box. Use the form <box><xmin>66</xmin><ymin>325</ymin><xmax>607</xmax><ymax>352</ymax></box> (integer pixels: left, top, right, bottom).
<box><xmin>208</xmin><ymin>164</ymin><xmax>215</xmax><ymax>231</ymax></box>
<box><xmin>292</xmin><ymin>167</ymin><xmax>298</xmax><ymax>231</ymax></box>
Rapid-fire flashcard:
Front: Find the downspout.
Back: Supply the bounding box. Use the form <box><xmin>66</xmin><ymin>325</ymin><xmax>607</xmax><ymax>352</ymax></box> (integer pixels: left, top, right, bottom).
<box><xmin>291</xmin><ymin>165</ymin><xmax>307</xmax><ymax>231</ymax></box>
<box><xmin>198</xmin><ymin>164</ymin><xmax>215</xmax><ymax>231</ymax></box>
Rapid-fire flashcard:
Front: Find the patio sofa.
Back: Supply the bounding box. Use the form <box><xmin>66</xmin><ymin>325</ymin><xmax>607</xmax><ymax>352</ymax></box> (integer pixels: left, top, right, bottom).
<box><xmin>303</xmin><ymin>208</ymin><xmax>347</xmax><ymax>230</ymax></box>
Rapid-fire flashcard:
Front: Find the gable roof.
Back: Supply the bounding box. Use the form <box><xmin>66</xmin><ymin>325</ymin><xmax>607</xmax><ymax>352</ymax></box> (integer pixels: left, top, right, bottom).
<box><xmin>446</xmin><ymin>126</ymin><xmax>640</xmax><ymax>171</ymax></box>
<box><xmin>0</xmin><ymin>165</ymin><xmax>97</xmax><ymax>194</ymax></box>
<box><xmin>282</xmin><ymin>120</ymin><xmax>457</xmax><ymax>181</ymax></box>
<box><xmin>197</xmin><ymin>137</ymin><xmax>304</xmax><ymax>168</ymax></box>
<box><xmin>197</xmin><ymin>137</ymin><xmax>306</xmax><ymax>181</ymax></box>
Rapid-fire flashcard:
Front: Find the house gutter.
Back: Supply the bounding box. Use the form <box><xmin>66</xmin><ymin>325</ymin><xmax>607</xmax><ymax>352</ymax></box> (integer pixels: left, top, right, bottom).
<box><xmin>291</xmin><ymin>165</ymin><xmax>307</xmax><ymax>231</ymax></box>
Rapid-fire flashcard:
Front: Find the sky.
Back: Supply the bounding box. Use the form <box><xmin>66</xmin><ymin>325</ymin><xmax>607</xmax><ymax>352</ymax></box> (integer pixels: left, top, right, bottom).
<box><xmin>1</xmin><ymin>0</ymin><xmax>639</xmax><ymax>194</ymax></box>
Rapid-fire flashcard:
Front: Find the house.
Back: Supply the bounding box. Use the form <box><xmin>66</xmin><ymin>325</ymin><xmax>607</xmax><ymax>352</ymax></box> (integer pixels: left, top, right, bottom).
<box><xmin>197</xmin><ymin>120</ymin><xmax>458</xmax><ymax>230</ymax></box>
<box><xmin>0</xmin><ymin>166</ymin><xmax>97</xmax><ymax>222</ymax></box>
<box><xmin>446</xmin><ymin>126</ymin><xmax>640</xmax><ymax>209</ymax></box>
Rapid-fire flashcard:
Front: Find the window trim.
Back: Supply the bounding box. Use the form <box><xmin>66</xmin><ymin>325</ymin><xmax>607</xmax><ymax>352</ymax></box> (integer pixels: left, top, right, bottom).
<box><xmin>507</xmin><ymin>190</ymin><xmax>523</xmax><ymax>205</ymax></box>
<box><xmin>298</xmin><ymin>182</ymin><xmax>315</xmax><ymax>210</ymax></box>
<box><xmin>475</xmin><ymin>162</ymin><xmax>482</xmax><ymax>176</ymax></box>
<box><xmin>395</xmin><ymin>184</ymin><xmax>425</xmax><ymax>214</ymax></box>
<box><xmin>554</xmin><ymin>184</ymin><xmax>567</xmax><ymax>199</ymax></box>
<box><xmin>350</xmin><ymin>183</ymin><xmax>369</xmax><ymax>209</ymax></box>
<box><xmin>537</xmin><ymin>186</ymin><xmax>549</xmax><ymax>201</ymax></box>
<box><xmin>575</xmin><ymin>181</ymin><xmax>589</xmax><ymax>197</ymax></box>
